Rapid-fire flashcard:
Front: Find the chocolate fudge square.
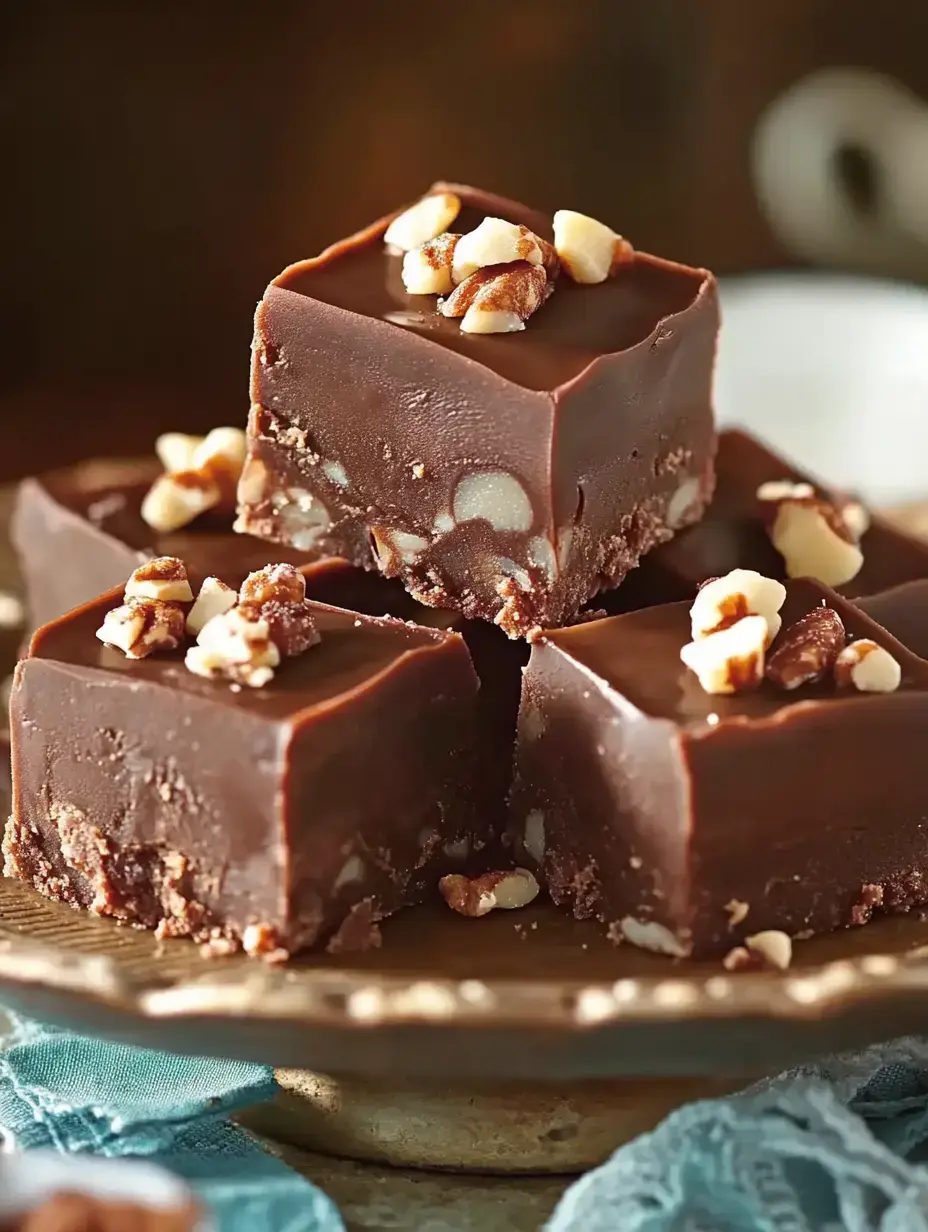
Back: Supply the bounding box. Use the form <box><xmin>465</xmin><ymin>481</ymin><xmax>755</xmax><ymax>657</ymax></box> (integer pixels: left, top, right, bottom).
<box><xmin>509</xmin><ymin>579</ymin><xmax>928</xmax><ymax>957</ymax></box>
<box><xmin>237</xmin><ymin>182</ymin><xmax>719</xmax><ymax>636</ymax></box>
<box><xmin>608</xmin><ymin>429</ymin><xmax>928</xmax><ymax>614</ymax></box>
<box><xmin>6</xmin><ymin>593</ymin><xmax>480</xmax><ymax>955</ymax></box>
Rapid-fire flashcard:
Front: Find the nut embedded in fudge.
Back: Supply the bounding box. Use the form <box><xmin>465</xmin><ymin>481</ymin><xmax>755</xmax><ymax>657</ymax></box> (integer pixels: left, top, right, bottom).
<box><xmin>5</xmin><ymin>568</ymin><xmax>482</xmax><ymax>956</ymax></box>
<box><xmin>509</xmin><ymin>577</ymin><xmax>928</xmax><ymax>957</ymax></box>
<box><xmin>608</xmin><ymin>429</ymin><xmax>928</xmax><ymax>615</ymax></box>
<box><xmin>236</xmin><ymin>182</ymin><xmax>719</xmax><ymax>637</ymax></box>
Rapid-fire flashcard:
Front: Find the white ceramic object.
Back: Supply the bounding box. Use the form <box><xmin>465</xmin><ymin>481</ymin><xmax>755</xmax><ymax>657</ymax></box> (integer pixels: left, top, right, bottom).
<box><xmin>716</xmin><ymin>272</ymin><xmax>928</xmax><ymax>505</ymax></box>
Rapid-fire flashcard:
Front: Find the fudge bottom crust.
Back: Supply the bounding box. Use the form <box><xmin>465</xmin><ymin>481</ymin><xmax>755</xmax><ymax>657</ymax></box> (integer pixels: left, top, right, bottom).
<box><xmin>2</xmin><ymin>794</ymin><xmax>472</xmax><ymax>958</ymax></box>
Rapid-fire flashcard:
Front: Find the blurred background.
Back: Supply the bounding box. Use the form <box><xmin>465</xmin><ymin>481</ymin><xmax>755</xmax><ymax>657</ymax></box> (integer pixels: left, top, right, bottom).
<box><xmin>3</xmin><ymin>0</ymin><xmax>928</xmax><ymax>480</ymax></box>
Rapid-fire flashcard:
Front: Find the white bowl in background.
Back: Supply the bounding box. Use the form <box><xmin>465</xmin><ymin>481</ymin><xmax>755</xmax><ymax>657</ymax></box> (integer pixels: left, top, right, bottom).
<box><xmin>715</xmin><ymin>272</ymin><xmax>928</xmax><ymax>505</ymax></box>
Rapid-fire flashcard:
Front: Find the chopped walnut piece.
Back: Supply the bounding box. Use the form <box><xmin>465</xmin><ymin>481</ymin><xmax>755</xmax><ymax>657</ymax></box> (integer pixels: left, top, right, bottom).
<box><xmin>690</xmin><ymin>569</ymin><xmax>786</xmax><ymax>644</ymax></box>
<box><xmin>186</xmin><ymin>576</ymin><xmax>237</xmax><ymax>635</ymax></box>
<box><xmin>834</xmin><ymin>639</ymin><xmax>902</xmax><ymax>693</ymax></box>
<box><xmin>766</xmin><ymin>607</ymin><xmax>846</xmax><ymax>689</ymax></box>
<box><xmin>142</xmin><ymin>426</ymin><xmax>247</xmax><ymax>533</ymax></box>
<box><xmin>185</xmin><ymin>606</ymin><xmax>280</xmax><ymax>688</ymax></box>
<box><xmin>756</xmin><ymin>479</ymin><xmax>815</xmax><ymax>503</ymax></box>
<box><xmin>679</xmin><ymin>615</ymin><xmax>767</xmax><ymax>695</ymax></box>
<box><xmin>745</xmin><ymin>929</ymin><xmax>793</xmax><ymax>970</ymax></box>
<box><xmin>383</xmin><ymin>191</ymin><xmax>462</xmax><ymax>252</ymax></box>
<box><xmin>401</xmin><ymin>232</ymin><xmax>461</xmax><ymax>295</ymax></box>
<box><xmin>450</xmin><ymin>217</ymin><xmax>546</xmax><ymax>285</ymax></box>
<box><xmin>124</xmin><ymin>557</ymin><xmax>194</xmax><ymax>604</ymax></box>
<box><xmin>239</xmin><ymin>563</ymin><xmax>307</xmax><ymax>606</ymax></box>
<box><xmin>239</xmin><ymin>564</ymin><xmax>319</xmax><ymax>656</ymax></box>
<box><xmin>439</xmin><ymin>868</ymin><xmax>540</xmax><ymax>917</ymax></box>
<box><xmin>440</xmin><ymin>262</ymin><xmax>548</xmax><ymax>335</ymax></box>
<box><xmin>141</xmin><ymin>469</ymin><xmax>222</xmax><ymax>534</ymax></box>
<box><xmin>241</xmin><ymin>922</ymin><xmax>289</xmax><ymax>963</ymax></box>
<box><xmin>155</xmin><ymin>431</ymin><xmax>204</xmax><ymax>473</ymax></box>
<box><xmin>724</xmin><ymin>899</ymin><xmax>750</xmax><ymax>928</ymax></box>
<box><xmin>96</xmin><ymin>598</ymin><xmax>185</xmax><ymax>660</ymax></box>
<box><xmin>553</xmin><ymin>209</ymin><xmax>633</xmax><ymax>283</ymax></box>
<box><xmin>767</xmin><ymin>496</ymin><xmax>864</xmax><ymax>587</ymax></box>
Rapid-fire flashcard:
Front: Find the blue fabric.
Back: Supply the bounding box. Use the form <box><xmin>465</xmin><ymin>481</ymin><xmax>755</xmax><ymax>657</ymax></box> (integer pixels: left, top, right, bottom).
<box><xmin>0</xmin><ymin>1013</ymin><xmax>343</xmax><ymax>1231</ymax></box>
<box><xmin>550</xmin><ymin>1036</ymin><xmax>928</xmax><ymax>1231</ymax></box>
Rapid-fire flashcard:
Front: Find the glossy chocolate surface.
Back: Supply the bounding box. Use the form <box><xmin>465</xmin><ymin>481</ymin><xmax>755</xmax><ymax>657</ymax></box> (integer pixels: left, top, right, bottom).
<box><xmin>858</xmin><ymin>579</ymin><xmax>928</xmax><ymax>660</ymax></box>
<box><xmin>610</xmin><ymin>430</ymin><xmax>928</xmax><ymax>613</ymax></box>
<box><xmin>282</xmin><ymin>185</ymin><xmax>706</xmax><ymax>394</ymax></box>
<box><xmin>510</xmin><ymin>580</ymin><xmax>928</xmax><ymax>956</ymax></box>
<box><xmin>7</xmin><ymin>592</ymin><xmax>481</xmax><ymax>954</ymax></box>
<box><xmin>240</xmin><ymin>183</ymin><xmax>719</xmax><ymax>635</ymax></box>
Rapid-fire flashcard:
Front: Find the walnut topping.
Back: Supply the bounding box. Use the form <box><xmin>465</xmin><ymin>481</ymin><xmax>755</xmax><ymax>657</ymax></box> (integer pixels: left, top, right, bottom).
<box><xmin>96</xmin><ymin>598</ymin><xmax>186</xmax><ymax>659</ymax></box>
<box><xmin>745</xmin><ymin>929</ymin><xmax>793</xmax><ymax>969</ymax></box>
<box><xmin>450</xmin><ymin>217</ymin><xmax>546</xmax><ymax>285</ymax></box>
<box><xmin>439</xmin><ymin>867</ymin><xmax>540</xmax><ymax>917</ymax></box>
<box><xmin>680</xmin><ymin>614</ymin><xmax>767</xmax><ymax>694</ymax></box>
<box><xmin>238</xmin><ymin>564</ymin><xmax>319</xmax><ymax>656</ymax></box>
<box><xmin>690</xmin><ymin>569</ymin><xmax>786</xmax><ymax>644</ymax></box>
<box><xmin>756</xmin><ymin>479</ymin><xmax>815</xmax><ymax>503</ymax></box>
<box><xmin>724</xmin><ymin>899</ymin><xmax>750</xmax><ymax>928</ymax></box>
<box><xmin>124</xmin><ymin>557</ymin><xmax>194</xmax><ymax>603</ymax></box>
<box><xmin>185</xmin><ymin>606</ymin><xmax>280</xmax><ymax>688</ymax></box>
<box><xmin>834</xmin><ymin>638</ymin><xmax>902</xmax><ymax>693</ymax></box>
<box><xmin>186</xmin><ymin>576</ymin><xmax>237</xmax><ymax>635</ymax></box>
<box><xmin>240</xmin><ymin>563</ymin><xmax>307</xmax><ymax>607</ymax></box>
<box><xmin>141</xmin><ymin>426</ymin><xmax>247</xmax><ymax>533</ymax></box>
<box><xmin>766</xmin><ymin>606</ymin><xmax>846</xmax><ymax>689</ymax></box>
<box><xmin>401</xmin><ymin>232</ymin><xmax>461</xmax><ymax>295</ymax></box>
<box><xmin>552</xmin><ymin>209</ymin><xmax>633</xmax><ymax>283</ymax></box>
<box><xmin>383</xmin><ymin>191</ymin><xmax>462</xmax><ymax>251</ymax></box>
<box><xmin>154</xmin><ymin>431</ymin><xmax>202</xmax><ymax>473</ymax></box>
<box><xmin>766</xmin><ymin>495</ymin><xmax>864</xmax><ymax>587</ymax></box>
<box><xmin>440</xmin><ymin>261</ymin><xmax>548</xmax><ymax>335</ymax></box>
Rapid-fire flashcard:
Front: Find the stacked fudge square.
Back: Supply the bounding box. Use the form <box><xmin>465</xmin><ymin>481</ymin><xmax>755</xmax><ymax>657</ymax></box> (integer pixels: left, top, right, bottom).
<box><xmin>8</xmin><ymin>184</ymin><xmax>928</xmax><ymax>965</ymax></box>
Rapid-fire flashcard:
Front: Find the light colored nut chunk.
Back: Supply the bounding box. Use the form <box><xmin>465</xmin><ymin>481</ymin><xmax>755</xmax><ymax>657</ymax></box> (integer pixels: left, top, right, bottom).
<box><xmin>439</xmin><ymin>868</ymin><xmax>540</xmax><ymax>918</ymax></box>
<box><xmin>523</xmin><ymin>810</ymin><xmax>545</xmax><ymax>864</ymax></box>
<box><xmin>553</xmin><ymin>209</ymin><xmax>632</xmax><ymax>283</ymax></box>
<box><xmin>186</xmin><ymin>606</ymin><xmax>280</xmax><ymax>688</ymax></box>
<box><xmin>401</xmin><ymin>233</ymin><xmax>461</xmax><ymax>295</ymax></box>
<box><xmin>690</xmin><ymin>569</ymin><xmax>785</xmax><ymax>643</ymax></box>
<box><xmin>383</xmin><ymin>191</ymin><xmax>461</xmax><ymax>252</ymax></box>
<box><xmin>770</xmin><ymin>499</ymin><xmax>864</xmax><ymax>587</ymax></box>
<box><xmin>124</xmin><ymin>557</ymin><xmax>193</xmax><ymax>603</ymax></box>
<box><xmin>452</xmin><ymin>470</ymin><xmax>533</xmax><ymax>534</ymax></box>
<box><xmin>96</xmin><ymin>598</ymin><xmax>185</xmax><ymax>659</ymax></box>
<box><xmin>186</xmin><ymin>576</ymin><xmax>237</xmax><ymax>635</ymax></box>
<box><xmin>141</xmin><ymin>470</ymin><xmax>221</xmax><ymax>534</ymax></box>
<box><xmin>451</xmin><ymin>217</ymin><xmax>545</xmax><ymax>284</ymax></box>
<box><xmin>666</xmin><ymin>475</ymin><xmax>702</xmax><ymax>530</ymax></box>
<box><xmin>680</xmin><ymin>615</ymin><xmax>767</xmax><ymax>695</ymax></box>
<box><xmin>155</xmin><ymin>432</ymin><xmax>203</xmax><ymax>473</ymax></box>
<box><xmin>834</xmin><ymin>639</ymin><xmax>902</xmax><ymax>693</ymax></box>
<box><xmin>619</xmin><ymin>918</ymin><xmax>691</xmax><ymax>957</ymax></box>
<box><xmin>240</xmin><ymin>563</ymin><xmax>306</xmax><ymax>606</ymax></box>
<box><xmin>840</xmin><ymin>499</ymin><xmax>870</xmax><ymax>540</ymax></box>
<box><xmin>440</xmin><ymin>262</ymin><xmax>548</xmax><ymax>334</ymax></box>
<box><xmin>237</xmin><ymin>456</ymin><xmax>269</xmax><ymax>507</ymax></box>
<box><xmin>271</xmin><ymin>487</ymin><xmax>331</xmax><ymax>551</ymax></box>
<box><xmin>192</xmin><ymin>426</ymin><xmax>248</xmax><ymax>485</ymax></box>
<box><xmin>756</xmin><ymin>479</ymin><xmax>815</xmax><ymax>502</ymax></box>
<box><xmin>745</xmin><ymin>929</ymin><xmax>793</xmax><ymax>970</ymax></box>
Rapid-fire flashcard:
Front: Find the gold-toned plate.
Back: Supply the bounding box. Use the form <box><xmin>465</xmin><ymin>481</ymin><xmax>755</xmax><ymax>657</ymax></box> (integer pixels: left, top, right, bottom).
<box><xmin>2</xmin><ymin>878</ymin><xmax>928</xmax><ymax>1080</ymax></box>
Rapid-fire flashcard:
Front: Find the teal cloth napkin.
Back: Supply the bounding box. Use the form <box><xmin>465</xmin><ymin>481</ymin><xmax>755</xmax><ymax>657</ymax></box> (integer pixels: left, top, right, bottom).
<box><xmin>0</xmin><ymin>1013</ymin><xmax>343</xmax><ymax>1231</ymax></box>
<box><xmin>551</xmin><ymin>1036</ymin><xmax>928</xmax><ymax>1231</ymax></box>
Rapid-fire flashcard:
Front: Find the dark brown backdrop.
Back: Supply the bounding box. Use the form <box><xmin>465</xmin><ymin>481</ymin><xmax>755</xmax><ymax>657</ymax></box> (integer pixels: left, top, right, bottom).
<box><xmin>2</xmin><ymin>0</ymin><xmax>927</xmax><ymax>476</ymax></box>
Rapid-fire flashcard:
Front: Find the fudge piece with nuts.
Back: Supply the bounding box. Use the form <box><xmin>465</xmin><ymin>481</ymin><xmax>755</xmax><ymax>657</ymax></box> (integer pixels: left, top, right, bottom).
<box><xmin>509</xmin><ymin>577</ymin><xmax>928</xmax><ymax>957</ymax></box>
<box><xmin>236</xmin><ymin>182</ymin><xmax>718</xmax><ymax>637</ymax></box>
<box><xmin>610</xmin><ymin>429</ymin><xmax>928</xmax><ymax>615</ymax></box>
<box><xmin>5</xmin><ymin>577</ymin><xmax>481</xmax><ymax>955</ymax></box>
